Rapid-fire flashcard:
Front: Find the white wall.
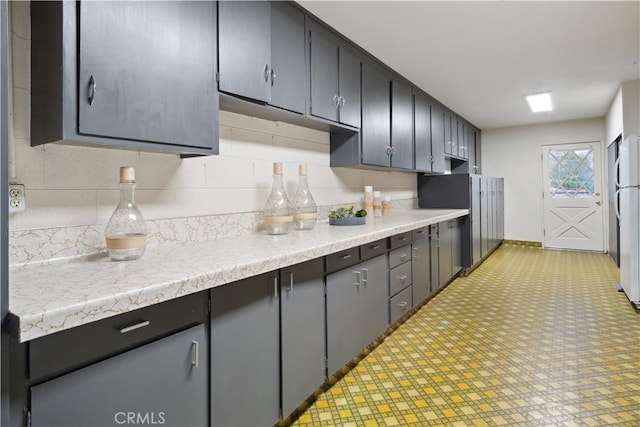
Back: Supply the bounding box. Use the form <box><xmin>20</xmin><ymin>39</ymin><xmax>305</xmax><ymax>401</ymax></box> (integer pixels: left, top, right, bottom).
<box><xmin>481</xmin><ymin>118</ymin><xmax>605</xmax><ymax>243</ymax></box>
<box><xmin>621</xmin><ymin>79</ymin><xmax>640</xmax><ymax>139</ymax></box>
<box><xmin>7</xmin><ymin>1</ymin><xmax>416</xmax><ymax>233</ymax></box>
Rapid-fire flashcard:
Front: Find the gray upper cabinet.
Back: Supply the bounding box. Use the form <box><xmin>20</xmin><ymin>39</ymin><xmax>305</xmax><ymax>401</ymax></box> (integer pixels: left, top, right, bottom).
<box><xmin>444</xmin><ymin>109</ymin><xmax>454</xmax><ymax>156</ymax></box>
<box><xmin>280</xmin><ymin>259</ymin><xmax>325</xmax><ymax>416</ymax></box>
<box><xmin>31</xmin><ymin>325</ymin><xmax>208</xmax><ymax>427</ymax></box>
<box><xmin>390</xmin><ymin>79</ymin><xmax>413</xmax><ymax>170</ymax></box>
<box><xmin>218</xmin><ymin>1</ymin><xmax>271</xmax><ymax>103</ymax></box>
<box><xmin>219</xmin><ymin>1</ymin><xmax>305</xmax><ymax>114</ymax></box>
<box><xmin>271</xmin><ymin>2</ymin><xmax>306</xmax><ymax>114</ymax></box>
<box><xmin>210</xmin><ymin>273</ymin><xmax>280</xmax><ymax>427</ymax></box>
<box><xmin>309</xmin><ymin>21</ymin><xmax>361</xmax><ymax>127</ymax></box>
<box><xmin>361</xmin><ymin>62</ymin><xmax>391</xmax><ymax>167</ymax></box>
<box><xmin>414</xmin><ymin>93</ymin><xmax>445</xmax><ymax>174</ymax></box>
<box><xmin>32</xmin><ymin>1</ymin><xmax>218</xmax><ymax>155</ymax></box>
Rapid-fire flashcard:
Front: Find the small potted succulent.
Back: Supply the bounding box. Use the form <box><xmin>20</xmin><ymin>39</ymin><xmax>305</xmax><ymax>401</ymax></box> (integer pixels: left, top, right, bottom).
<box><xmin>328</xmin><ymin>206</ymin><xmax>367</xmax><ymax>226</ymax></box>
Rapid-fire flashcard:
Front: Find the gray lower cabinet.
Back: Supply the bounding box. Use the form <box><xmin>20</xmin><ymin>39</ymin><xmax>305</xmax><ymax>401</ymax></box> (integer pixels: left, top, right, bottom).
<box><xmin>280</xmin><ymin>259</ymin><xmax>325</xmax><ymax>416</ymax></box>
<box><xmin>481</xmin><ymin>178</ymin><xmax>490</xmax><ymax>257</ymax></box>
<box><xmin>412</xmin><ymin>236</ymin><xmax>431</xmax><ymax>306</ymax></box>
<box><xmin>31</xmin><ymin>1</ymin><xmax>218</xmax><ymax>155</ymax></box>
<box><xmin>326</xmin><ymin>255</ymin><xmax>388</xmax><ymax>375</ymax></box>
<box><xmin>210</xmin><ymin>273</ymin><xmax>280</xmax><ymax>427</ymax></box>
<box><xmin>452</xmin><ymin>219</ymin><xmax>463</xmax><ymax>276</ymax></box>
<box><xmin>430</xmin><ymin>224</ymin><xmax>440</xmax><ymax>292</ymax></box>
<box><xmin>472</xmin><ymin>175</ymin><xmax>482</xmax><ymax>266</ymax></box>
<box><xmin>30</xmin><ymin>325</ymin><xmax>208</xmax><ymax>427</ymax></box>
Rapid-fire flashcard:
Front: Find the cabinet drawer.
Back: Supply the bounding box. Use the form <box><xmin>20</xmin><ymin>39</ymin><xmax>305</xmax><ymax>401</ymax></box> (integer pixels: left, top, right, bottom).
<box><xmin>412</xmin><ymin>226</ymin><xmax>429</xmax><ymax>242</ymax></box>
<box><xmin>360</xmin><ymin>238</ymin><xmax>389</xmax><ymax>261</ymax></box>
<box><xmin>389</xmin><ymin>286</ymin><xmax>412</xmax><ymax>324</ymax></box>
<box><xmin>389</xmin><ymin>245</ymin><xmax>412</xmax><ymax>269</ymax></box>
<box><xmin>29</xmin><ymin>291</ymin><xmax>208</xmax><ymax>381</ymax></box>
<box><xmin>390</xmin><ymin>232</ymin><xmax>412</xmax><ymax>249</ymax></box>
<box><xmin>325</xmin><ymin>247</ymin><xmax>360</xmax><ymax>274</ymax></box>
<box><xmin>389</xmin><ymin>261</ymin><xmax>412</xmax><ymax>296</ymax></box>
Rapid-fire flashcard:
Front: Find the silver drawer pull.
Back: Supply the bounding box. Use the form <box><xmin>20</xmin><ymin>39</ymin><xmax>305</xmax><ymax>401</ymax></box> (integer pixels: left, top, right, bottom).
<box><xmin>399</xmin><ymin>236</ymin><xmax>408</xmax><ymax>241</ymax></box>
<box><xmin>412</xmin><ymin>247</ymin><xmax>418</xmax><ymax>259</ymax></box>
<box><xmin>371</xmin><ymin>245</ymin><xmax>381</xmax><ymax>250</ymax></box>
<box><xmin>398</xmin><ymin>275</ymin><xmax>408</xmax><ymax>282</ymax></box>
<box><xmin>398</xmin><ymin>253</ymin><xmax>408</xmax><ymax>260</ymax></box>
<box><xmin>191</xmin><ymin>340</ymin><xmax>200</xmax><ymax>368</ymax></box>
<box><xmin>119</xmin><ymin>320</ymin><xmax>150</xmax><ymax>334</ymax></box>
<box><xmin>354</xmin><ymin>271</ymin><xmax>362</xmax><ymax>288</ymax></box>
<box><xmin>361</xmin><ymin>268</ymin><xmax>368</xmax><ymax>286</ymax></box>
<box><xmin>397</xmin><ymin>301</ymin><xmax>408</xmax><ymax>308</ymax></box>
<box><xmin>341</xmin><ymin>254</ymin><xmax>352</xmax><ymax>260</ymax></box>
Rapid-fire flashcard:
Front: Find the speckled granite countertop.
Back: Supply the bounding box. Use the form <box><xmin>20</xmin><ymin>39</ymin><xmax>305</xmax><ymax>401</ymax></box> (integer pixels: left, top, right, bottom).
<box><xmin>9</xmin><ymin>209</ymin><xmax>468</xmax><ymax>342</ymax></box>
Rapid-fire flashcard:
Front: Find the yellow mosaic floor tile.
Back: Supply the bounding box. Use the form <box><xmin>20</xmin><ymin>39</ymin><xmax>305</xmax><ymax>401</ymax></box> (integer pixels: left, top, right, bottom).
<box><xmin>292</xmin><ymin>245</ymin><xmax>640</xmax><ymax>426</ymax></box>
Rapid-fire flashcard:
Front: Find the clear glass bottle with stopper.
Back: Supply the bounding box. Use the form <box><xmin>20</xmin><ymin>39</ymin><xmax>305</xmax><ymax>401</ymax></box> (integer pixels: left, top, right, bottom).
<box><xmin>263</xmin><ymin>162</ymin><xmax>293</xmax><ymax>235</ymax></box>
<box><xmin>105</xmin><ymin>166</ymin><xmax>148</xmax><ymax>261</ymax></box>
<box><xmin>292</xmin><ymin>164</ymin><xmax>317</xmax><ymax>230</ymax></box>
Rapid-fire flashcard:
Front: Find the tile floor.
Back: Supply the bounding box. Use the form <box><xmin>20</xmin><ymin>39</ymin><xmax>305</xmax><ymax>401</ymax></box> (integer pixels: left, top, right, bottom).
<box><xmin>291</xmin><ymin>244</ymin><xmax>640</xmax><ymax>426</ymax></box>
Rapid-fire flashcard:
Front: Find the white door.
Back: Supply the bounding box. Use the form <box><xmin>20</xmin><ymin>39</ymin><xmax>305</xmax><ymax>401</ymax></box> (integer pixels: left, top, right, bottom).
<box><xmin>541</xmin><ymin>142</ymin><xmax>605</xmax><ymax>251</ymax></box>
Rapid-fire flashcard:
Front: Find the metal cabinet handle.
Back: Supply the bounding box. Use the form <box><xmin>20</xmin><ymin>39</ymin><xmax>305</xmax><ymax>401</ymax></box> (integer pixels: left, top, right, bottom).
<box><xmin>341</xmin><ymin>254</ymin><xmax>352</xmax><ymax>260</ymax></box>
<box><xmin>333</xmin><ymin>94</ymin><xmax>340</xmax><ymax>107</ymax></box>
<box><xmin>412</xmin><ymin>247</ymin><xmax>418</xmax><ymax>259</ymax></box>
<box><xmin>428</xmin><ymin>155</ymin><xmax>434</xmax><ymax>164</ymax></box>
<box><xmin>287</xmin><ymin>272</ymin><xmax>294</xmax><ymax>293</ymax></box>
<box><xmin>396</xmin><ymin>301</ymin><xmax>408</xmax><ymax>308</ymax></box>
<box><xmin>88</xmin><ymin>75</ymin><xmax>96</xmax><ymax>105</ymax></box>
<box><xmin>398</xmin><ymin>274</ymin><xmax>408</xmax><ymax>282</ymax></box>
<box><xmin>361</xmin><ymin>268</ymin><xmax>368</xmax><ymax>286</ymax></box>
<box><xmin>386</xmin><ymin>146</ymin><xmax>393</xmax><ymax>156</ymax></box>
<box><xmin>271</xmin><ymin>276</ymin><xmax>278</xmax><ymax>298</ymax></box>
<box><xmin>399</xmin><ymin>236</ymin><xmax>408</xmax><ymax>241</ymax></box>
<box><xmin>340</xmin><ymin>96</ymin><xmax>346</xmax><ymax>108</ymax></box>
<box><xmin>119</xmin><ymin>320</ymin><xmax>150</xmax><ymax>334</ymax></box>
<box><xmin>371</xmin><ymin>245</ymin><xmax>381</xmax><ymax>250</ymax></box>
<box><xmin>264</xmin><ymin>64</ymin><xmax>271</xmax><ymax>82</ymax></box>
<box><xmin>398</xmin><ymin>253</ymin><xmax>408</xmax><ymax>260</ymax></box>
<box><xmin>270</xmin><ymin>68</ymin><xmax>277</xmax><ymax>86</ymax></box>
<box><xmin>191</xmin><ymin>340</ymin><xmax>199</xmax><ymax>368</ymax></box>
<box><xmin>354</xmin><ymin>271</ymin><xmax>362</xmax><ymax>288</ymax></box>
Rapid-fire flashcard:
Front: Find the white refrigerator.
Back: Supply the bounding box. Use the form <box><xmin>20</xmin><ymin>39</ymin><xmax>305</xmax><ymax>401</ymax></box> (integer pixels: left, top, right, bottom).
<box><xmin>617</xmin><ymin>135</ymin><xmax>640</xmax><ymax>308</ymax></box>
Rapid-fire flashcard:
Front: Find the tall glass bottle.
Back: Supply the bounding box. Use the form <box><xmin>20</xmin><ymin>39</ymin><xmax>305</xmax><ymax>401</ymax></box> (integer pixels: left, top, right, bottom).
<box><xmin>292</xmin><ymin>164</ymin><xmax>317</xmax><ymax>230</ymax></box>
<box><xmin>105</xmin><ymin>167</ymin><xmax>148</xmax><ymax>261</ymax></box>
<box><xmin>263</xmin><ymin>162</ymin><xmax>293</xmax><ymax>235</ymax></box>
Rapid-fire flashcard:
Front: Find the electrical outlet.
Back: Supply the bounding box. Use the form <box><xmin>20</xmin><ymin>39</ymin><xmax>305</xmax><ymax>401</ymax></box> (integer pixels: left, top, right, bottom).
<box><xmin>9</xmin><ymin>184</ymin><xmax>26</xmax><ymax>213</ymax></box>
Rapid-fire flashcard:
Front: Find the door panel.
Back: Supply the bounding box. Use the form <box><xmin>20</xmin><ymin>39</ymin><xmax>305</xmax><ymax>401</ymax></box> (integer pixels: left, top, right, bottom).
<box><xmin>361</xmin><ymin>63</ymin><xmax>390</xmax><ymax>167</ymax></box>
<box><xmin>390</xmin><ymin>80</ymin><xmax>413</xmax><ymax>170</ymax></box>
<box><xmin>309</xmin><ymin>28</ymin><xmax>339</xmax><ymax>122</ymax></box>
<box><xmin>78</xmin><ymin>1</ymin><xmax>216</xmax><ymax>149</ymax></box>
<box><xmin>218</xmin><ymin>1</ymin><xmax>271</xmax><ymax>102</ymax></box>
<box><xmin>270</xmin><ymin>2</ymin><xmax>305</xmax><ymax>114</ymax></box>
<box><xmin>338</xmin><ymin>48</ymin><xmax>361</xmax><ymax>128</ymax></box>
<box><xmin>31</xmin><ymin>325</ymin><xmax>207</xmax><ymax>427</ymax></box>
<box><xmin>414</xmin><ymin>95</ymin><xmax>432</xmax><ymax>172</ymax></box>
<box><xmin>542</xmin><ymin>142</ymin><xmax>605</xmax><ymax>251</ymax></box>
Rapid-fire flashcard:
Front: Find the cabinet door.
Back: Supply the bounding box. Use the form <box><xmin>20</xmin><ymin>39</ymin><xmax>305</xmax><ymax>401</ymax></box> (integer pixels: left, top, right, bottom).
<box><xmin>210</xmin><ymin>273</ymin><xmax>280</xmax><ymax>427</ymax></box>
<box><xmin>412</xmin><ymin>238</ymin><xmax>431</xmax><ymax>306</ymax></box>
<box><xmin>359</xmin><ymin>255</ymin><xmax>389</xmax><ymax>352</ymax></box>
<box><xmin>31</xmin><ymin>325</ymin><xmax>207</xmax><ymax>427</ymax></box>
<box><xmin>338</xmin><ymin>48</ymin><xmax>361</xmax><ymax>128</ymax></box>
<box><xmin>280</xmin><ymin>259</ymin><xmax>325</xmax><ymax>416</ymax></box>
<box><xmin>481</xmin><ymin>178</ymin><xmax>489</xmax><ymax>257</ymax></box>
<box><xmin>430</xmin><ymin>224</ymin><xmax>440</xmax><ymax>292</ymax></box>
<box><xmin>430</xmin><ymin>104</ymin><xmax>446</xmax><ymax>173</ymax></box>
<box><xmin>474</xmin><ymin>129</ymin><xmax>482</xmax><ymax>174</ymax></box>
<box><xmin>471</xmin><ymin>175</ymin><xmax>482</xmax><ymax>266</ymax></box>
<box><xmin>361</xmin><ymin>63</ymin><xmax>391</xmax><ymax>167</ymax></box>
<box><xmin>468</xmin><ymin>127</ymin><xmax>477</xmax><ymax>173</ymax></box>
<box><xmin>271</xmin><ymin>2</ymin><xmax>305</xmax><ymax>114</ymax></box>
<box><xmin>326</xmin><ymin>267</ymin><xmax>365</xmax><ymax>374</ymax></box>
<box><xmin>78</xmin><ymin>1</ymin><xmax>216</xmax><ymax>149</ymax></box>
<box><xmin>309</xmin><ymin>27</ymin><xmax>339</xmax><ymax>122</ymax></box>
<box><xmin>218</xmin><ymin>1</ymin><xmax>271</xmax><ymax>103</ymax></box>
<box><xmin>414</xmin><ymin>94</ymin><xmax>432</xmax><ymax>172</ymax></box>
<box><xmin>391</xmin><ymin>80</ymin><xmax>413</xmax><ymax>170</ymax></box>
<box><xmin>444</xmin><ymin>110</ymin><xmax>453</xmax><ymax>155</ymax></box>
<box><xmin>438</xmin><ymin>221</ymin><xmax>453</xmax><ymax>287</ymax></box>
<box><xmin>452</xmin><ymin>219</ymin><xmax>463</xmax><ymax>275</ymax></box>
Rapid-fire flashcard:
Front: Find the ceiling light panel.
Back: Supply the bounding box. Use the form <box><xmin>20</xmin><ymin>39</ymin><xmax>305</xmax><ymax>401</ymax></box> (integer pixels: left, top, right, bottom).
<box><xmin>525</xmin><ymin>92</ymin><xmax>553</xmax><ymax>113</ymax></box>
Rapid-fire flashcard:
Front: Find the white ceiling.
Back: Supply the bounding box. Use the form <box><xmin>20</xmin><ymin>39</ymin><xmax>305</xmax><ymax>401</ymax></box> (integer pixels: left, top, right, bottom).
<box><xmin>296</xmin><ymin>1</ymin><xmax>640</xmax><ymax>130</ymax></box>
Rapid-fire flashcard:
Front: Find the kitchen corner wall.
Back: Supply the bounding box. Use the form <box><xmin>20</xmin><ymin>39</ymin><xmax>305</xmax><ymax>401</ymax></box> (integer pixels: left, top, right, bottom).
<box><xmin>481</xmin><ymin>117</ymin><xmax>605</xmax><ymax>244</ymax></box>
<box><xmin>7</xmin><ymin>2</ymin><xmax>416</xmax><ymax>236</ymax></box>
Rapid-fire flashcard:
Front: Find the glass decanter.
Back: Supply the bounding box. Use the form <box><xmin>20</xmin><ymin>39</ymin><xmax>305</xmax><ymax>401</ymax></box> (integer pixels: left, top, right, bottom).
<box><xmin>292</xmin><ymin>164</ymin><xmax>317</xmax><ymax>230</ymax></box>
<box><xmin>263</xmin><ymin>162</ymin><xmax>293</xmax><ymax>235</ymax></box>
<box><xmin>105</xmin><ymin>166</ymin><xmax>148</xmax><ymax>261</ymax></box>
